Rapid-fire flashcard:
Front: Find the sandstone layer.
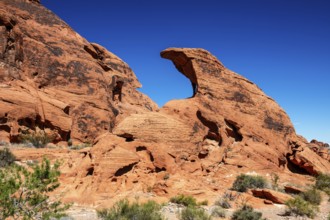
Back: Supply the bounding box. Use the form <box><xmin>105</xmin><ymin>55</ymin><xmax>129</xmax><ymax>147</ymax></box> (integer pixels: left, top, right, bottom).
<box><xmin>1</xmin><ymin>0</ymin><xmax>330</xmax><ymax>207</ymax></box>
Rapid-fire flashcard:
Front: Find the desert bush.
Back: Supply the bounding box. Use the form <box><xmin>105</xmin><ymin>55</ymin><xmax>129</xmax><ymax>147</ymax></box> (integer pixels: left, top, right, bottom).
<box><xmin>97</xmin><ymin>199</ymin><xmax>163</xmax><ymax>220</ymax></box>
<box><xmin>197</xmin><ymin>200</ymin><xmax>208</xmax><ymax>206</ymax></box>
<box><xmin>215</xmin><ymin>198</ymin><xmax>231</xmax><ymax>209</ymax></box>
<box><xmin>211</xmin><ymin>206</ymin><xmax>226</xmax><ymax>218</ymax></box>
<box><xmin>0</xmin><ymin>147</ymin><xmax>15</xmax><ymax>167</ymax></box>
<box><xmin>19</xmin><ymin>130</ymin><xmax>54</xmax><ymax>148</ymax></box>
<box><xmin>231</xmin><ymin>205</ymin><xmax>264</xmax><ymax>220</ymax></box>
<box><xmin>179</xmin><ymin>206</ymin><xmax>211</xmax><ymax>220</ymax></box>
<box><xmin>0</xmin><ymin>158</ymin><xmax>69</xmax><ymax>219</ymax></box>
<box><xmin>223</xmin><ymin>191</ymin><xmax>237</xmax><ymax>201</ymax></box>
<box><xmin>232</xmin><ymin>174</ymin><xmax>267</xmax><ymax>192</ymax></box>
<box><xmin>300</xmin><ymin>188</ymin><xmax>322</xmax><ymax>205</ymax></box>
<box><xmin>285</xmin><ymin>196</ymin><xmax>318</xmax><ymax>218</ymax></box>
<box><xmin>315</xmin><ymin>173</ymin><xmax>330</xmax><ymax>195</ymax></box>
<box><xmin>170</xmin><ymin>194</ymin><xmax>197</xmax><ymax>207</ymax></box>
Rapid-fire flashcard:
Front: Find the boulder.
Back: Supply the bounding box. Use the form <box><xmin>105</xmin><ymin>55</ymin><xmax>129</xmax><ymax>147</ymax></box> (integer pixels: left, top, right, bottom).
<box><xmin>289</xmin><ymin>147</ymin><xmax>330</xmax><ymax>175</ymax></box>
<box><xmin>251</xmin><ymin>189</ymin><xmax>293</xmax><ymax>204</ymax></box>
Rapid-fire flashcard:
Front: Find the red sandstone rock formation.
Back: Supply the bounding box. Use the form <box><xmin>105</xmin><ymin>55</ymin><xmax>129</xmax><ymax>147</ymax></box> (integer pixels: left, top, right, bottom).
<box><xmin>251</xmin><ymin>189</ymin><xmax>293</xmax><ymax>204</ymax></box>
<box><xmin>1</xmin><ymin>0</ymin><xmax>330</xmax><ymax>207</ymax></box>
<box><xmin>0</xmin><ymin>0</ymin><xmax>157</xmax><ymax>144</ymax></box>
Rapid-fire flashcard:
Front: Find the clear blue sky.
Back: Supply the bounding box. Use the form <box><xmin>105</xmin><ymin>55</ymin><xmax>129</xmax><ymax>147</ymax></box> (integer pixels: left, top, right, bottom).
<box><xmin>42</xmin><ymin>0</ymin><xmax>330</xmax><ymax>144</ymax></box>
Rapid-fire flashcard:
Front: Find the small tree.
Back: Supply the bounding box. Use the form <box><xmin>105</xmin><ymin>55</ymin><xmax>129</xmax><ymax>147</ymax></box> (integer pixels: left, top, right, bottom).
<box><xmin>0</xmin><ymin>158</ymin><xmax>70</xmax><ymax>219</ymax></box>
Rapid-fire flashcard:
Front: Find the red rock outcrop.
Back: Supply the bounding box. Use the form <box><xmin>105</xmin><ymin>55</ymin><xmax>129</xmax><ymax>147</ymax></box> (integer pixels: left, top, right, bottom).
<box><xmin>0</xmin><ymin>0</ymin><xmax>157</xmax><ymax>144</ymax></box>
<box><xmin>1</xmin><ymin>0</ymin><xmax>330</xmax><ymax>208</ymax></box>
<box><xmin>251</xmin><ymin>189</ymin><xmax>293</xmax><ymax>204</ymax></box>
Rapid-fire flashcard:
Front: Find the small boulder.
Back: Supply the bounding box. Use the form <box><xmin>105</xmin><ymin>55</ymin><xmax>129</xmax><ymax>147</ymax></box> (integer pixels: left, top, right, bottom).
<box><xmin>264</xmin><ymin>199</ymin><xmax>273</xmax><ymax>205</ymax></box>
<box><xmin>251</xmin><ymin>189</ymin><xmax>293</xmax><ymax>204</ymax></box>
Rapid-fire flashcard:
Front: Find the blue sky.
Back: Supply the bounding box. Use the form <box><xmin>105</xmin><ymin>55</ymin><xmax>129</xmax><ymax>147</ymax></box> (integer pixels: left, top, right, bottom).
<box><xmin>42</xmin><ymin>0</ymin><xmax>330</xmax><ymax>144</ymax></box>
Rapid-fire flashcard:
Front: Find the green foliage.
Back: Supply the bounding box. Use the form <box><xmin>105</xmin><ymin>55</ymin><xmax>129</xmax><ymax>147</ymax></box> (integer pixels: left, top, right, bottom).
<box><xmin>231</xmin><ymin>205</ymin><xmax>264</xmax><ymax>220</ymax></box>
<box><xmin>328</xmin><ymin>213</ymin><xmax>330</xmax><ymax>220</ymax></box>
<box><xmin>232</xmin><ymin>174</ymin><xmax>267</xmax><ymax>192</ymax></box>
<box><xmin>300</xmin><ymin>188</ymin><xmax>322</xmax><ymax>205</ymax></box>
<box><xmin>211</xmin><ymin>206</ymin><xmax>226</xmax><ymax>218</ymax></box>
<box><xmin>315</xmin><ymin>173</ymin><xmax>330</xmax><ymax>195</ymax></box>
<box><xmin>19</xmin><ymin>130</ymin><xmax>54</xmax><ymax>148</ymax></box>
<box><xmin>285</xmin><ymin>196</ymin><xmax>318</xmax><ymax>218</ymax></box>
<box><xmin>0</xmin><ymin>158</ymin><xmax>69</xmax><ymax>220</ymax></box>
<box><xmin>0</xmin><ymin>147</ymin><xmax>16</xmax><ymax>167</ymax></box>
<box><xmin>179</xmin><ymin>206</ymin><xmax>211</xmax><ymax>220</ymax></box>
<box><xmin>197</xmin><ymin>200</ymin><xmax>208</xmax><ymax>206</ymax></box>
<box><xmin>170</xmin><ymin>194</ymin><xmax>197</xmax><ymax>207</ymax></box>
<box><xmin>97</xmin><ymin>199</ymin><xmax>163</xmax><ymax>220</ymax></box>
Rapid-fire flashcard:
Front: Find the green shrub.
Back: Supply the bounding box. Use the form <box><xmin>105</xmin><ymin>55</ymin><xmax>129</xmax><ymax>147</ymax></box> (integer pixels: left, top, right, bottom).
<box><xmin>197</xmin><ymin>200</ymin><xmax>208</xmax><ymax>206</ymax></box>
<box><xmin>215</xmin><ymin>198</ymin><xmax>231</xmax><ymax>209</ymax></box>
<box><xmin>328</xmin><ymin>213</ymin><xmax>330</xmax><ymax>220</ymax></box>
<box><xmin>170</xmin><ymin>194</ymin><xmax>197</xmax><ymax>207</ymax></box>
<box><xmin>0</xmin><ymin>158</ymin><xmax>69</xmax><ymax>219</ymax></box>
<box><xmin>179</xmin><ymin>206</ymin><xmax>210</xmax><ymax>220</ymax></box>
<box><xmin>211</xmin><ymin>206</ymin><xmax>226</xmax><ymax>218</ymax></box>
<box><xmin>315</xmin><ymin>173</ymin><xmax>330</xmax><ymax>195</ymax></box>
<box><xmin>285</xmin><ymin>196</ymin><xmax>318</xmax><ymax>218</ymax></box>
<box><xmin>300</xmin><ymin>188</ymin><xmax>322</xmax><ymax>205</ymax></box>
<box><xmin>97</xmin><ymin>199</ymin><xmax>163</xmax><ymax>220</ymax></box>
<box><xmin>231</xmin><ymin>205</ymin><xmax>264</xmax><ymax>220</ymax></box>
<box><xmin>0</xmin><ymin>148</ymin><xmax>15</xmax><ymax>167</ymax></box>
<box><xmin>232</xmin><ymin>174</ymin><xmax>267</xmax><ymax>192</ymax></box>
<box><xmin>19</xmin><ymin>130</ymin><xmax>54</xmax><ymax>148</ymax></box>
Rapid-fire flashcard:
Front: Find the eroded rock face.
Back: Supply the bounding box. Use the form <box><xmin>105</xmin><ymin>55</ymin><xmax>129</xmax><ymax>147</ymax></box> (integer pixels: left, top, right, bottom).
<box><xmin>2</xmin><ymin>0</ymin><xmax>330</xmax><ymax>207</ymax></box>
<box><xmin>0</xmin><ymin>0</ymin><xmax>157</xmax><ymax>144</ymax></box>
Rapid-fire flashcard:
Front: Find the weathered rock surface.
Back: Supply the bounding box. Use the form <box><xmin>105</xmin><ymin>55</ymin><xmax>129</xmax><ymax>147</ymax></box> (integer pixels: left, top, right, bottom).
<box><xmin>1</xmin><ymin>0</ymin><xmax>330</xmax><ymax>208</ymax></box>
<box><xmin>289</xmin><ymin>146</ymin><xmax>330</xmax><ymax>175</ymax></box>
<box><xmin>0</xmin><ymin>0</ymin><xmax>157</xmax><ymax>144</ymax></box>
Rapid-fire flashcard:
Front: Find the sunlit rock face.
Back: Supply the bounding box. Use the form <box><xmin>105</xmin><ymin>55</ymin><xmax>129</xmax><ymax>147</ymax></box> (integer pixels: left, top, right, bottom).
<box><xmin>0</xmin><ymin>0</ymin><xmax>157</xmax><ymax>144</ymax></box>
<box><xmin>2</xmin><ymin>0</ymin><xmax>330</xmax><ymax>207</ymax></box>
